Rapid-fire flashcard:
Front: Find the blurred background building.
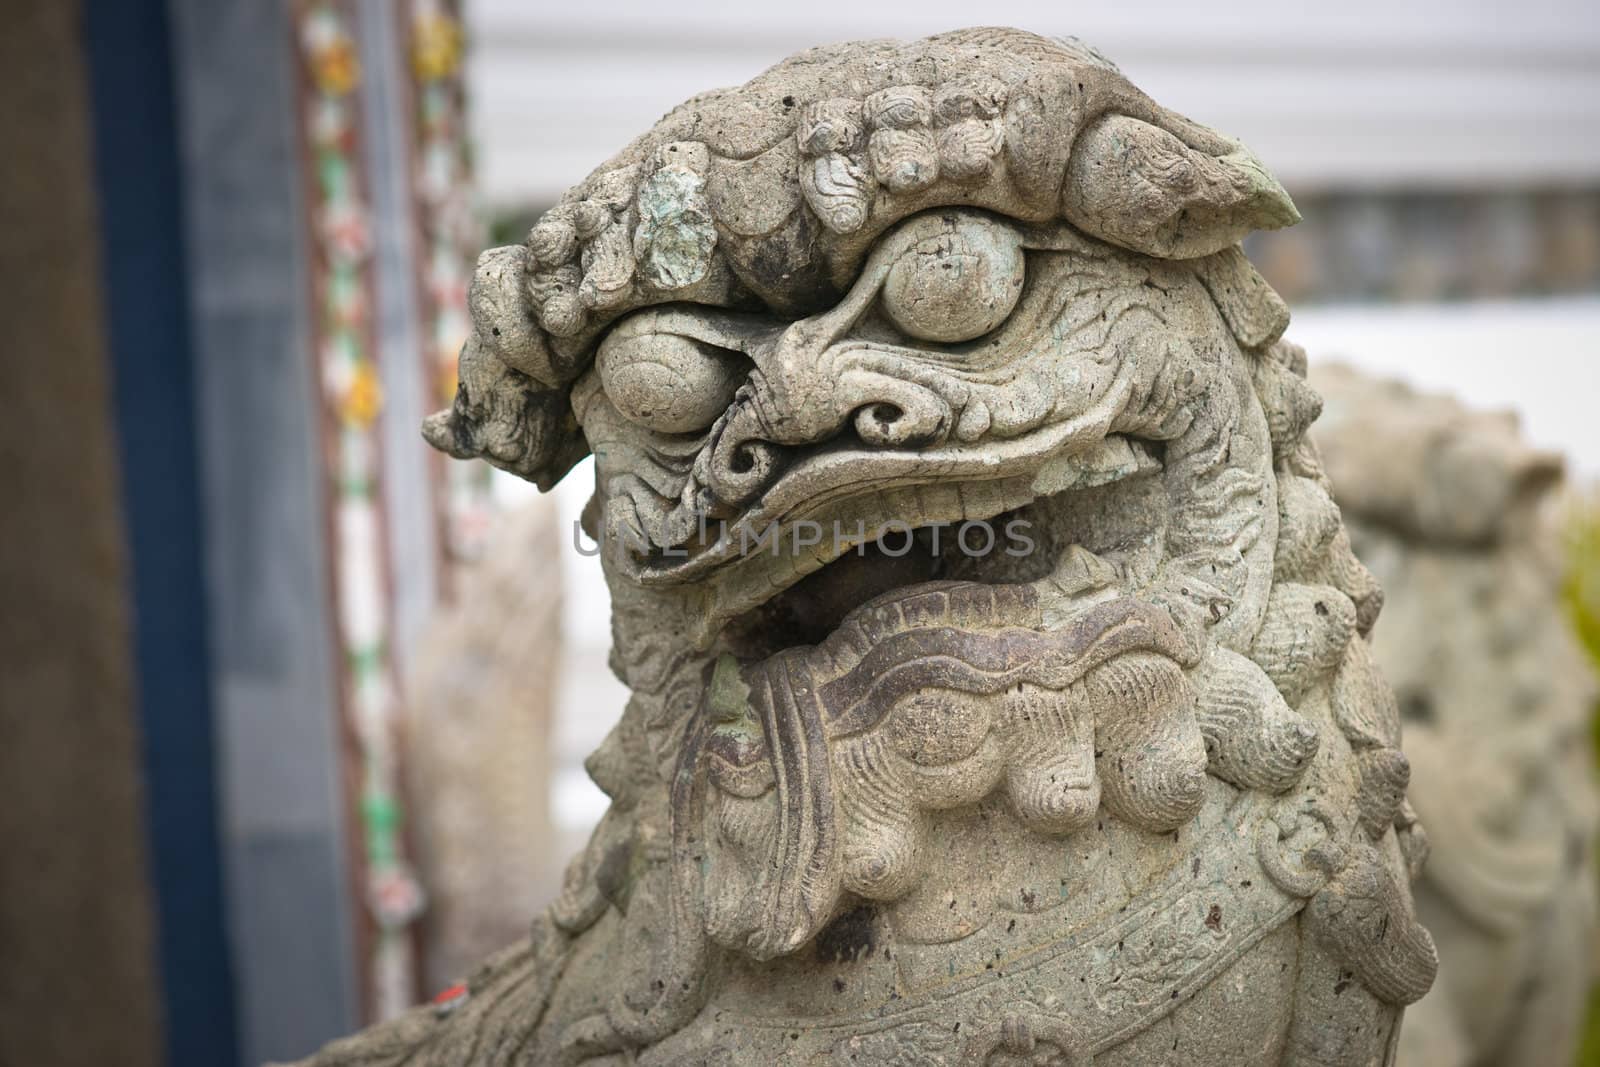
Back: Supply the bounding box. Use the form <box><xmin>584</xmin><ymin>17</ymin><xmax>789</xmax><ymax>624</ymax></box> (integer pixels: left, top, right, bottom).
<box><xmin>1</xmin><ymin>2</ymin><xmax>1595</xmax><ymax>1066</ymax></box>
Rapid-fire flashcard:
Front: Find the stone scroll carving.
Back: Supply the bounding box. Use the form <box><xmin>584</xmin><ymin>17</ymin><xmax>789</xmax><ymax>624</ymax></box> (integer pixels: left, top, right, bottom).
<box><xmin>289</xmin><ymin>29</ymin><xmax>1435</xmax><ymax>1066</ymax></box>
<box><xmin>1314</xmin><ymin>365</ymin><xmax>1598</xmax><ymax>1067</ymax></box>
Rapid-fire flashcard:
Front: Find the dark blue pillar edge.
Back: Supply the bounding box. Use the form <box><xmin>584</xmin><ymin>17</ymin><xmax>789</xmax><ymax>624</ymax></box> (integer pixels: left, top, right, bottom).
<box><xmin>82</xmin><ymin>2</ymin><xmax>240</xmax><ymax>1064</ymax></box>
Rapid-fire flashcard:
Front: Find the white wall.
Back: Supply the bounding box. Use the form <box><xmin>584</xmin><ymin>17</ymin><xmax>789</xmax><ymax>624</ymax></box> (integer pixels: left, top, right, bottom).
<box><xmin>466</xmin><ymin>0</ymin><xmax>1600</xmax><ymax>208</ymax></box>
<box><xmin>1290</xmin><ymin>298</ymin><xmax>1600</xmax><ymax>481</ymax></box>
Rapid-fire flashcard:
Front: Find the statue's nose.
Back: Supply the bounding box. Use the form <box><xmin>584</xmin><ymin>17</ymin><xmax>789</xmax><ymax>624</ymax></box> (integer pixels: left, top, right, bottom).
<box><xmin>697</xmin><ymin>321</ymin><xmax>845</xmax><ymax>507</ymax></box>
<box><xmin>701</xmin><ymin>326</ymin><xmax>965</xmax><ymax>507</ymax></box>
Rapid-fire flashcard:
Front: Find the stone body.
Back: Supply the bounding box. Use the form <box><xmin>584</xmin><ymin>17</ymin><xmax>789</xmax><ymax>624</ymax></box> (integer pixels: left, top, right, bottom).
<box><xmin>291</xmin><ymin>30</ymin><xmax>1435</xmax><ymax>1065</ymax></box>
<box><xmin>1314</xmin><ymin>365</ymin><xmax>1599</xmax><ymax>1067</ymax></box>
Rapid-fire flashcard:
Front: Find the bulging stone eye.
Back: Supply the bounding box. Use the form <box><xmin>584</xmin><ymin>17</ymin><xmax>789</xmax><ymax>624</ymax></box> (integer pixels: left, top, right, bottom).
<box><xmin>598</xmin><ymin>328</ymin><xmax>744</xmax><ymax>433</ymax></box>
<box><xmin>879</xmin><ymin>221</ymin><xmax>1024</xmax><ymax>344</ymax></box>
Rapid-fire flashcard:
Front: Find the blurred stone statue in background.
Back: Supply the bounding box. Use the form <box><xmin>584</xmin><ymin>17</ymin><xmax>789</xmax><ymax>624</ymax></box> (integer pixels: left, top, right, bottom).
<box><xmin>405</xmin><ymin>499</ymin><xmax>564</xmax><ymax>994</ymax></box>
<box><xmin>1314</xmin><ymin>364</ymin><xmax>1599</xmax><ymax>1067</ymax></box>
<box><xmin>292</xmin><ymin>29</ymin><xmax>1436</xmax><ymax>1065</ymax></box>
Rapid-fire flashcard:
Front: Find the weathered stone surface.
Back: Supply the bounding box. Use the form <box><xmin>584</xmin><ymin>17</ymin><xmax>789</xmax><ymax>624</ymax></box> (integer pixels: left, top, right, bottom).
<box><xmin>294</xmin><ymin>29</ymin><xmax>1434</xmax><ymax>1065</ymax></box>
<box><xmin>1314</xmin><ymin>364</ymin><xmax>1598</xmax><ymax>1067</ymax></box>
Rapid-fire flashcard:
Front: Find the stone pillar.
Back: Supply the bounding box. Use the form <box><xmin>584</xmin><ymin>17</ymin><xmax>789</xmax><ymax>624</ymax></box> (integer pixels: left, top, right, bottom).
<box><xmin>0</xmin><ymin>3</ymin><xmax>163</xmax><ymax>1065</ymax></box>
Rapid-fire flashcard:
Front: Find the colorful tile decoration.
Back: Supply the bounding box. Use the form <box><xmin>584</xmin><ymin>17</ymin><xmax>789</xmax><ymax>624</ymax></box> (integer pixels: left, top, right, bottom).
<box><xmin>409</xmin><ymin>0</ymin><xmax>495</xmax><ymax>563</ymax></box>
<box><xmin>297</xmin><ymin>0</ymin><xmax>424</xmax><ymax>1021</ymax></box>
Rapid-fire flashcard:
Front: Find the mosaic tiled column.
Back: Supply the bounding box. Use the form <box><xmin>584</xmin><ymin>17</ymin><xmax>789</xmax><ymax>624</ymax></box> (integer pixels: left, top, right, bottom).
<box><xmin>296</xmin><ymin>0</ymin><xmax>425</xmax><ymax>1021</ymax></box>
<box><xmin>408</xmin><ymin>0</ymin><xmax>496</xmax><ymax>567</ymax></box>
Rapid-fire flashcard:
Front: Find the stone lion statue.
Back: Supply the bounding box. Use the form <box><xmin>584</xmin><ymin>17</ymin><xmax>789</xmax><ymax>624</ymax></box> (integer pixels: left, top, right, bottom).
<box><xmin>291</xmin><ymin>29</ymin><xmax>1435</xmax><ymax>1066</ymax></box>
<box><xmin>1313</xmin><ymin>365</ymin><xmax>1598</xmax><ymax>1067</ymax></box>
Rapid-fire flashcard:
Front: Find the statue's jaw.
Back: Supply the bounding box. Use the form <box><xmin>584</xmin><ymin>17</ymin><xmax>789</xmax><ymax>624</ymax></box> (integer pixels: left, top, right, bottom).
<box><xmin>695</xmin><ymin>582</ymin><xmax>1210</xmax><ymax>961</ymax></box>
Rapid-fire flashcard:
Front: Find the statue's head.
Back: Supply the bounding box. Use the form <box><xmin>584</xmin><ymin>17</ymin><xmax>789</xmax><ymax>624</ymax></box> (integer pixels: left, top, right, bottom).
<box><xmin>414</xmin><ymin>30</ymin><xmax>1433</xmax><ymax>1064</ymax></box>
<box><xmin>424</xmin><ymin>28</ymin><xmax>1304</xmax><ymax>642</ymax></box>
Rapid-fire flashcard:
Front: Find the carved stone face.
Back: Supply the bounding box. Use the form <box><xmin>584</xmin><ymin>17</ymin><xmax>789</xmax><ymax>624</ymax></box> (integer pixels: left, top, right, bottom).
<box><xmin>584</xmin><ymin>210</ymin><xmax>1245</xmax><ymax>634</ymax></box>
<box><xmin>568</xmin><ymin>195</ymin><xmax>1333</xmax><ymax>967</ymax></box>
<box><xmin>399</xmin><ymin>29</ymin><xmax>1435</xmax><ymax>1067</ymax></box>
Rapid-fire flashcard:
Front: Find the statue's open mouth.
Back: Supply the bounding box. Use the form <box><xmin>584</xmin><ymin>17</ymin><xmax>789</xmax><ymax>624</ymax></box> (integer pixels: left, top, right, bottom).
<box><xmin>620</xmin><ymin>422</ymin><xmax>1163</xmax><ymax>649</ymax></box>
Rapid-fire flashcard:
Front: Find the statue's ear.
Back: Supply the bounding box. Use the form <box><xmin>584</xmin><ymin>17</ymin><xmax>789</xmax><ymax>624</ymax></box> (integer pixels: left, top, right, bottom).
<box><xmin>422</xmin><ymin>243</ymin><xmax>594</xmax><ymax>490</ymax></box>
<box><xmin>421</xmin><ymin>337</ymin><xmax>588</xmax><ymax>492</ymax></box>
<box><xmin>1062</xmin><ymin>115</ymin><xmax>1299</xmax><ymax>259</ymax></box>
